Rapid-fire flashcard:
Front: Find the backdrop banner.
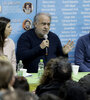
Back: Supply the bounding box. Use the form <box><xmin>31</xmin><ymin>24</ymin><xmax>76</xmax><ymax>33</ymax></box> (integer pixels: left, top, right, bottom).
<box><xmin>0</xmin><ymin>0</ymin><xmax>90</xmax><ymax>63</ymax></box>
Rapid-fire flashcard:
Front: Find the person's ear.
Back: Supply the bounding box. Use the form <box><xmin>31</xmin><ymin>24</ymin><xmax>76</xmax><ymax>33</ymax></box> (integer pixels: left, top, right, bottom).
<box><xmin>34</xmin><ymin>22</ymin><xmax>38</xmax><ymax>28</ymax></box>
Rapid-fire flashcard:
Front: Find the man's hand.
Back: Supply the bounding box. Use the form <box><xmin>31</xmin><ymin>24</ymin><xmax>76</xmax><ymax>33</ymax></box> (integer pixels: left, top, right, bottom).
<box><xmin>40</xmin><ymin>40</ymin><xmax>49</xmax><ymax>49</ymax></box>
<box><xmin>62</xmin><ymin>40</ymin><xmax>74</xmax><ymax>54</ymax></box>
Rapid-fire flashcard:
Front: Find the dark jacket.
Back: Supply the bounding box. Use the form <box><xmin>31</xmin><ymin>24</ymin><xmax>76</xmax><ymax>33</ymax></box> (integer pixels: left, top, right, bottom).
<box><xmin>16</xmin><ymin>28</ymin><xmax>67</xmax><ymax>73</ymax></box>
<box><xmin>35</xmin><ymin>80</ymin><xmax>64</xmax><ymax>97</ymax></box>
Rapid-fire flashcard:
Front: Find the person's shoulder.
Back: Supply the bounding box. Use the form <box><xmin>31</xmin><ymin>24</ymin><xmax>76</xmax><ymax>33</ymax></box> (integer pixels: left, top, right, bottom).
<box><xmin>22</xmin><ymin>28</ymin><xmax>34</xmax><ymax>36</ymax></box>
<box><xmin>8</xmin><ymin>38</ymin><xmax>15</xmax><ymax>45</ymax></box>
<box><xmin>49</xmin><ymin>31</ymin><xmax>59</xmax><ymax>39</ymax></box>
<box><xmin>6</xmin><ymin>38</ymin><xmax>14</xmax><ymax>43</ymax></box>
<box><xmin>77</xmin><ymin>33</ymin><xmax>90</xmax><ymax>45</ymax></box>
<box><xmin>20</xmin><ymin>28</ymin><xmax>35</xmax><ymax>39</ymax></box>
<box><xmin>5</xmin><ymin>38</ymin><xmax>15</xmax><ymax>48</ymax></box>
<box><xmin>79</xmin><ymin>33</ymin><xmax>90</xmax><ymax>40</ymax></box>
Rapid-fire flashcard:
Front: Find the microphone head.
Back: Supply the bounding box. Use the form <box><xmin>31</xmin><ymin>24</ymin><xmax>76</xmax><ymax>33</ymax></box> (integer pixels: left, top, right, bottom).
<box><xmin>44</xmin><ymin>34</ymin><xmax>48</xmax><ymax>40</ymax></box>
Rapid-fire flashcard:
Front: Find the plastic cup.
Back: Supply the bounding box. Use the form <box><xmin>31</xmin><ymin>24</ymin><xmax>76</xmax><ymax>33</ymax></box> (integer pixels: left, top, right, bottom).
<box><xmin>20</xmin><ymin>68</ymin><xmax>27</xmax><ymax>76</ymax></box>
<box><xmin>71</xmin><ymin>65</ymin><xmax>79</xmax><ymax>75</ymax></box>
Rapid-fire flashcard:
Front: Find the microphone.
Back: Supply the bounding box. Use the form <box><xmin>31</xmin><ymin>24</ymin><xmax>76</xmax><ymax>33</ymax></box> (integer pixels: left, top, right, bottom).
<box><xmin>44</xmin><ymin>34</ymin><xmax>48</xmax><ymax>40</ymax></box>
<box><xmin>44</xmin><ymin>34</ymin><xmax>48</xmax><ymax>55</ymax></box>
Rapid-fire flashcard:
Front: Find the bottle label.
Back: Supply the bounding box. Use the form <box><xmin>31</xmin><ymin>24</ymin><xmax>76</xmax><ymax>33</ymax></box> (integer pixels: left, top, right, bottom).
<box><xmin>17</xmin><ymin>70</ymin><xmax>23</xmax><ymax>76</ymax></box>
<box><xmin>38</xmin><ymin>69</ymin><xmax>44</xmax><ymax>78</ymax></box>
<box><xmin>38</xmin><ymin>59</ymin><xmax>44</xmax><ymax>78</ymax></box>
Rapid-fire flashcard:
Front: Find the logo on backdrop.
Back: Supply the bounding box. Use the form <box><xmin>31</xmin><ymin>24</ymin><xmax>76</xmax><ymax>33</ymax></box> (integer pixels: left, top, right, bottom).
<box><xmin>22</xmin><ymin>19</ymin><xmax>32</xmax><ymax>31</ymax></box>
<box><xmin>23</xmin><ymin>2</ymin><xmax>33</xmax><ymax>14</ymax></box>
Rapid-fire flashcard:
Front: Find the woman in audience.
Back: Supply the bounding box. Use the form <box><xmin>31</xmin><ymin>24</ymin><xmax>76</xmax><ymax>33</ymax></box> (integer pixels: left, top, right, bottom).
<box><xmin>39</xmin><ymin>58</ymin><xmax>57</xmax><ymax>85</ymax></box>
<box><xmin>13</xmin><ymin>76</ymin><xmax>29</xmax><ymax>92</ymax></box>
<box><xmin>0</xmin><ymin>60</ymin><xmax>15</xmax><ymax>96</ymax></box>
<box><xmin>35</xmin><ymin>58</ymin><xmax>57</xmax><ymax>95</ymax></box>
<box><xmin>36</xmin><ymin>57</ymin><xmax>72</xmax><ymax>97</ymax></box>
<box><xmin>0</xmin><ymin>17</ymin><xmax>16</xmax><ymax>73</ymax></box>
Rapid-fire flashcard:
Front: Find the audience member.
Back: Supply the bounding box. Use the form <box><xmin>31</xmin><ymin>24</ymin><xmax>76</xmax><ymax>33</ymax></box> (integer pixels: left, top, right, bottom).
<box><xmin>2</xmin><ymin>89</ymin><xmax>38</xmax><ymax>100</ymax></box>
<box><xmin>35</xmin><ymin>57</ymin><xmax>72</xmax><ymax>97</ymax></box>
<box><xmin>0</xmin><ymin>17</ymin><xmax>16</xmax><ymax>73</ymax></box>
<box><xmin>13</xmin><ymin>76</ymin><xmax>29</xmax><ymax>92</ymax></box>
<box><xmin>59</xmin><ymin>80</ymin><xmax>87</xmax><ymax>100</ymax></box>
<box><xmin>79</xmin><ymin>74</ymin><xmax>90</xmax><ymax>100</ymax></box>
<box><xmin>35</xmin><ymin>58</ymin><xmax>57</xmax><ymax>95</ymax></box>
<box><xmin>16</xmin><ymin>13</ymin><xmax>74</xmax><ymax>73</ymax></box>
<box><xmin>39</xmin><ymin>58</ymin><xmax>57</xmax><ymax>85</ymax></box>
<box><xmin>0</xmin><ymin>60</ymin><xmax>15</xmax><ymax>96</ymax></box>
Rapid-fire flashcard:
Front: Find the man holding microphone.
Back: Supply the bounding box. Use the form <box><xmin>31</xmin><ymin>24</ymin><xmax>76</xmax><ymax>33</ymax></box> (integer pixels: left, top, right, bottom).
<box><xmin>16</xmin><ymin>13</ymin><xmax>74</xmax><ymax>73</ymax></box>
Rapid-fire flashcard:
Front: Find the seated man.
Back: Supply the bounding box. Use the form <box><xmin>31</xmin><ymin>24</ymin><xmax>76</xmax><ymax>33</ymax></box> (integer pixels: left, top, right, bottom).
<box><xmin>75</xmin><ymin>33</ymin><xmax>90</xmax><ymax>72</ymax></box>
<box><xmin>16</xmin><ymin>12</ymin><xmax>74</xmax><ymax>73</ymax></box>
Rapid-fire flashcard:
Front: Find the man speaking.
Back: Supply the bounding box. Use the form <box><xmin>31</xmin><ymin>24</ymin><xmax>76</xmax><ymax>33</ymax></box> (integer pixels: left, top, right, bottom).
<box><xmin>16</xmin><ymin>13</ymin><xmax>74</xmax><ymax>73</ymax></box>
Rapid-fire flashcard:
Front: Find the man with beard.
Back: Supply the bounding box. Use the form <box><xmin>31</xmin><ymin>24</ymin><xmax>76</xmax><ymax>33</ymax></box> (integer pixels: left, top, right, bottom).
<box><xmin>16</xmin><ymin>13</ymin><xmax>74</xmax><ymax>73</ymax></box>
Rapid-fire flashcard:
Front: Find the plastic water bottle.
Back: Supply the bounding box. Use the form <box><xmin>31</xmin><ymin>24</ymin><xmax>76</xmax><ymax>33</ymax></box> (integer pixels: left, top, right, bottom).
<box><xmin>17</xmin><ymin>60</ymin><xmax>24</xmax><ymax>76</ymax></box>
<box><xmin>38</xmin><ymin>59</ymin><xmax>44</xmax><ymax>78</ymax></box>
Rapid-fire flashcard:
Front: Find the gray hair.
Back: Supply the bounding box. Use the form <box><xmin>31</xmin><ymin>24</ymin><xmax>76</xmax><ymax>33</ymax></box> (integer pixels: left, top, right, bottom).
<box><xmin>33</xmin><ymin>13</ymin><xmax>51</xmax><ymax>24</ymax></box>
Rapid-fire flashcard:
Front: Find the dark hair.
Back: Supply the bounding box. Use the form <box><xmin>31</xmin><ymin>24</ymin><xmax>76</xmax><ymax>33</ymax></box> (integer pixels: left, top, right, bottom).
<box><xmin>0</xmin><ymin>17</ymin><xmax>10</xmax><ymax>50</ymax></box>
<box><xmin>59</xmin><ymin>80</ymin><xmax>87</xmax><ymax>100</ymax></box>
<box><xmin>13</xmin><ymin>76</ymin><xmax>29</xmax><ymax>91</ymax></box>
<box><xmin>52</xmin><ymin>57</ymin><xmax>72</xmax><ymax>82</ymax></box>
<box><xmin>39</xmin><ymin>58</ymin><xmax>57</xmax><ymax>85</ymax></box>
<box><xmin>79</xmin><ymin>74</ymin><xmax>90</xmax><ymax>95</ymax></box>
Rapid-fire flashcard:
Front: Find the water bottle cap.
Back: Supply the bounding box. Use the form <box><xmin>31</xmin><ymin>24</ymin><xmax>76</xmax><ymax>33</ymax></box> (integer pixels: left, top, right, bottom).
<box><xmin>40</xmin><ymin>59</ymin><xmax>43</xmax><ymax>62</ymax></box>
<box><xmin>19</xmin><ymin>60</ymin><xmax>22</xmax><ymax>63</ymax></box>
